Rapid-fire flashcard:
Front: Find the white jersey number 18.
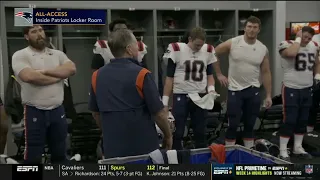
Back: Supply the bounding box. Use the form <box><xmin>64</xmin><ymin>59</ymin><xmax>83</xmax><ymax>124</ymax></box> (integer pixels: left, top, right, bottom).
<box><xmin>184</xmin><ymin>60</ymin><xmax>205</xmax><ymax>82</ymax></box>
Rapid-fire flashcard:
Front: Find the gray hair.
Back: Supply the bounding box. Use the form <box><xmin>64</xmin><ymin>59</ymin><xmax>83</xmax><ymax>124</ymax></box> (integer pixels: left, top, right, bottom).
<box><xmin>107</xmin><ymin>29</ymin><xmax>135</xmax><ymax>58</ymax></box>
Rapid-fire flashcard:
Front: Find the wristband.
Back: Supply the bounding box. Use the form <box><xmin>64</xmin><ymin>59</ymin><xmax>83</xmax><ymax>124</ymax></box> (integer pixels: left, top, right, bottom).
<box><xmin>207</xmin><ymin>85</ymin><xmax>215</xmax><ymax>92</ymax></box>
<box><xmin>314</xmin><ymin>74</ymin><xmax>320</xmax><ymax>80</ymax></box>
<box><xmin>294</xmin><ymin>37</ymin><xmax>301</xmax><ymax>44</ymax></box>
<box><xmin>162</xmin><ymin>96</ymin><xmax>169</xmax><ymax>106</ymax></box>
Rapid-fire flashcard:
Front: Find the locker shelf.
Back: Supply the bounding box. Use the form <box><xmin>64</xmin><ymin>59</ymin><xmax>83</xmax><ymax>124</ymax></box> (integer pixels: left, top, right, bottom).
<box><xmin>157</xmin><ymin>10</ymin><xmax>196</xmax><ymax>33</ymax></box>
<box><xmin>111</xmin><ymin>10</ymin><xmax>153</xmax><ymax>34</ymax></box>
<box><xmin>199</xmin><ymin>10</ymin><xmax>236</xmax><ymax>32</ymax></box>
<box><xmin>198</xmin><ymin>10</ymin><xmax>236</xmax><ymax>101</ymax></box>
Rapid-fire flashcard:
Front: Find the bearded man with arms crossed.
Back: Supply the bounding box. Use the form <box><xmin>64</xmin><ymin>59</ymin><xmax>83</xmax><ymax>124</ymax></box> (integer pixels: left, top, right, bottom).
<box><xmin>12</xmin><ymin>25</ymin><xmax>76</xmax><ymax>163</ymax></box>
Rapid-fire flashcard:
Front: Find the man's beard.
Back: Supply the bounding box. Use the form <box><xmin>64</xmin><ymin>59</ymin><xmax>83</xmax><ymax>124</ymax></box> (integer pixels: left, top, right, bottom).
<box><xmin>28</xmin><ymin>37</ymin><xmax>47</xmax><ymax>50</ymax></box>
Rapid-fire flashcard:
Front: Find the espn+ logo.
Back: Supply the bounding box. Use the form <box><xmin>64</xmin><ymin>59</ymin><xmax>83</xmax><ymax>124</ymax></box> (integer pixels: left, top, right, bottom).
<box><xmin>17</xmin><ymin>166</ymin><xmax>39</xmax><ymax>172</ymax></box>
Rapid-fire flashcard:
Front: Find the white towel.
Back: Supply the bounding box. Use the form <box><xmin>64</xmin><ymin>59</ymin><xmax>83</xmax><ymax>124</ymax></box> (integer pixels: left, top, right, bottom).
<box><xmin>156</xmin><ymin>111</ymin><xmax>175</xmax><ymax>135</ymax></box>
<box><xmin>188</xmin><ymin>92</ymin><xmax>220</xmax><ymax>110</ymax></box>
<box><xmin>0</xmin><ymin>154</ymin><xmax>19</xmax><ymax>164</ymax></box>
<box><xmin>149</xmin><ymin>149</ymin><xmax>164</xmax><ymax>164</ymax></box>
<box><xmin>166</xmin><ymin>150</ymin><xmax>178</xmax><ymax>164</ymax></box>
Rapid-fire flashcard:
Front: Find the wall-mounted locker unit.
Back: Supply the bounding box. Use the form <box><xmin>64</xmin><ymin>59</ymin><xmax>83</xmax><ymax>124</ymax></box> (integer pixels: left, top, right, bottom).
<box><xmin>199</xmin><ymin>10</ymin><xmax>236</xmax><ymax>44</ymax></box>
<box><xmin>1</xmin><ymin>6</ymin><xmax>275</xmax><ymax>105</ymax></box>
<box><xmin>157</xmin><ymin>10</ymin><xmax>197</xmax><ymax>53</ymax></box>
<box><xmin>199</xmin><ymin>10</ymin><xmax>236</xmax><ymax>101</ymax></box>
<box><xmin>110</xmin><ymin>10</ymin><xmax>155</xmax><ymax>74</ymax></box>
<box><xmin>156</xmin><ymin>10</ymin><xmax>197</xmax><ymax>99</ymax></box>
<box><xmin>61</xmin><ymin>10</ymin><xmax>108</xmax><ymax>105</ymax></box>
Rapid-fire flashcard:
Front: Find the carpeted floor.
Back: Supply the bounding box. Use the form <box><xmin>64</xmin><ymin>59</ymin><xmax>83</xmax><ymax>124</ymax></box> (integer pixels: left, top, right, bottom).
<box><xmin>291</xmin><ymin>156</ymin><xmax>320</xmax><ymax>164</ymax></box>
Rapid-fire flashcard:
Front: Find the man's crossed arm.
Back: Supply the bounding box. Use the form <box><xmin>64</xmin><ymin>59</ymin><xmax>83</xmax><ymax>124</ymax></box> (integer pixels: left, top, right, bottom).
<box><xmin>12</xmin><ymin>51</ymin><xmax>76</xmax><ymax>86</ymax></box>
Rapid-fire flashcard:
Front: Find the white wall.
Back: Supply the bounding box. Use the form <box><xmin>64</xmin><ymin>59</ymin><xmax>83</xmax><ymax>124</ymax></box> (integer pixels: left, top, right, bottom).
<box><xmin>0</xmin><ymin>38</ymin><xmax>3</xmax><ymax>101</ymax></box>
<box><xmin>273</xmin><ymin>2</ymin><xmax>286</xmax><ymax>96</ymax></box>
<box><xmin>286</xmin><ymin>1</ymin><xmax>320</xmax><ymax>23</ymax></box>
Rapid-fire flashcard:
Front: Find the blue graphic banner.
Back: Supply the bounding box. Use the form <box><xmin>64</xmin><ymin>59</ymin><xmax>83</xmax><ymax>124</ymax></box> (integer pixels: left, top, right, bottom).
<box><xmin>33</xmin><ymin>9</ymin><xmax>106</xmax><ymax>25</ymax></box>
<box><xmin>212</xmin><ymin>164</ymin><xmax>234</xmax><ymax>177</ymax></box>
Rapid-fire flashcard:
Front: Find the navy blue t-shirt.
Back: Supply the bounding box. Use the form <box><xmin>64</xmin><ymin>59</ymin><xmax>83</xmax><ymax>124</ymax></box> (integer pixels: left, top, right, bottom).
<box><xmin>89</xmin><ymin>58</ymin><xmax>163</xmax><ymax>158</ymax></box>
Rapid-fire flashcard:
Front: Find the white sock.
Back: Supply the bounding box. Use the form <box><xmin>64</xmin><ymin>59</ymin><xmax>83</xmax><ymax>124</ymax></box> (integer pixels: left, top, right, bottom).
<box><xmin>293</xmin><ymin>134</ymin><xmax>307</xmax><ymax>154</ymax></box>
<box><xmin>225</xmin><ymin>140</ymin><xmax>236</xmax><ymax>146</ymax></box>
<box><xmin>294</xmin><ymin>134</ymin><xmax>304</xmax><ymax>148</ymax></box>
<box><xmin>279</xmin><ymin>136</ymin><xmax>290</xmax><ymax>157</ymax></box>
<box><xmin>307</xmin><ymin>126</ymin><xmax>314</xmax><ymax>133</ymax></box>
<box><xmin>243</xmin><ymin>139</ymin><xmax>254</xmax><ymax>149</ymax></box>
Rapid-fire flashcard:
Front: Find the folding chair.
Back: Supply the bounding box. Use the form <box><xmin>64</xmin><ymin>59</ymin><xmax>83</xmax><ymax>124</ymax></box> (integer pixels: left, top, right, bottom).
<box><xmin>258</xmin><ymin>105</ymin><xmax>283</xmax><ymax>132</ymax></box>
<box><xmin>183</xmin><ymin>101</ymin><xmax>224</xmax><ymax>148</ymax></box>
<box><xmin>205</xmin><ymin>101</ymin><xmax>225</xmax><ymax>143</ymax></box>
<box><xmin>255</xmin><ymin>95</ymin><xmax>283</xmax><ymax>140</ymax></box>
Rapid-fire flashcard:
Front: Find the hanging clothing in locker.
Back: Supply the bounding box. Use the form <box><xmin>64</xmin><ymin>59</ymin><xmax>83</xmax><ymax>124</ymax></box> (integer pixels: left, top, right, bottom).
<box><xmin>48</xmin><ymin>42</ymin><xmax>77</xmax><ymax>120</ymax></box>
<box><xmin>61</xmin><ymin>44</ymin><xmax>77</xmax><ymax>120</ymax></box>
<box><xmin>4</xmin><ymin>46</ymin><xmax>23</xmax><ymax>124</ymax></box>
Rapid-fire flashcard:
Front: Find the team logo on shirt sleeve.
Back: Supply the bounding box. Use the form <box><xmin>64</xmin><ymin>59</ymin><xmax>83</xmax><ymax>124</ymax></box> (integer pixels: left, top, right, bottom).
<box><xmin>165</xmin><ymin>49</ymin><xmax>171</xmax><ymax>54</ymax></box>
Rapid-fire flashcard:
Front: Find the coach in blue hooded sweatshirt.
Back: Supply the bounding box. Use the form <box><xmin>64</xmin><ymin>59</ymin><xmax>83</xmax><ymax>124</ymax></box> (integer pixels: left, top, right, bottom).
<box><xmin>89</xmin><ymin>29</ymin><xmax>172</xmax><ymax>158</ymax></box>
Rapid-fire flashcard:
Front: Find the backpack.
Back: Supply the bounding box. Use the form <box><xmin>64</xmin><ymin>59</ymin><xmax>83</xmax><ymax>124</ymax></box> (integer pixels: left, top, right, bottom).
<box><xmin>4</xmin><ymin>68</ymin><xmax>23</xmax><ymax>124</ymax></box>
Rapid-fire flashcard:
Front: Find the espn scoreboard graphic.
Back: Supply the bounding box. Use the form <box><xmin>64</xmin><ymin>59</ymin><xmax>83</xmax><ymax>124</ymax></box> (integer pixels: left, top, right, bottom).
<box><xmin>10</xmin><ymin>164</ymin><xmax>210</xmax><ymax>180</ymax></box>
<box><xmin>2</xmin><ymin>164</ymin><xmax>318</xmax><ymax>180</ymax></box>
<box><xmin>14</xmin><ymin>8</ymin><xmax>106</xmax><ymax>26</ymax></box>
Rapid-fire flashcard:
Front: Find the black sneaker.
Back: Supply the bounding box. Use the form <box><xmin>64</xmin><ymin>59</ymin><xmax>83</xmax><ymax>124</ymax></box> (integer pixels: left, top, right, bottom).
<box><xmin>279</xmin><ymin>156</ymin><xmax>291</xmax><ymax>162</ymax></box>
<box><xmin>292</xmin><ymin>152</ymin><xmax>313</xmax><ymax>160</ymax></box>
<box><xmin>292</xmin><ymin>147</ymin><xmax>313</xmax><ymax>160</ymax></box>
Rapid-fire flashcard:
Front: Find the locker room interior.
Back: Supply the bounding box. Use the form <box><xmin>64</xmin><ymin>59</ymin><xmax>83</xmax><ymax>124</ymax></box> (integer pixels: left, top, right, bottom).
<box><xmin>0</xmin><ymin>1</ymin><xmax>320</xmax><ymax>156</ymax></box>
